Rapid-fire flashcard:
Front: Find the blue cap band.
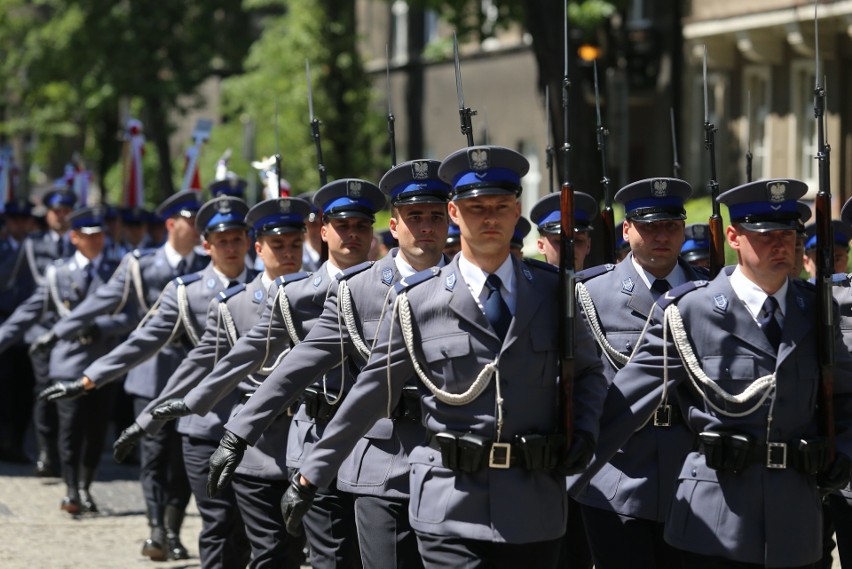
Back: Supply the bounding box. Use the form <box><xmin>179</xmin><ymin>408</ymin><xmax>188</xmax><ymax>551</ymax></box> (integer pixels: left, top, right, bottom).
<box><xmin>71</xmin><ymin>217</ymin><xmax>104</xmax><ymax>229</ymax></box>
<box><xmin>160</xmin><ymin>203</ymin><xmax>200</xmax><ymax>219</ymax></box>
<box><xmin>727</xmin><ymin>200</ymin><xmax>798</xmax><ymax>221</ymax></box>
<box><xmin>46</xmin><ymin>194</ymin><xmax>75</xmax><ymax>208</ymax></box>
<box><xmin>253</xmin><ymin>213</ymin><xmax>306</xmax><ymax>230</ymax></box>
<box><xmin>625</xmin><ymin>196</ymin><xmax>684</xmax><ymax>214</ymax></box>
<box><xmin>536</xmin><ymin>209</ymin><xmax>590</xmax><ymax>228</ymax></box>
<box><xmin>390</xmin><ymin>179</ymin><xmax>449</xmax><ymax>201</ymax></box>
<box><xmin>681</xmin><ymin>238</ymin><xmax>709</xmax><ymax>253</ymax></box>
<box><xmin>206</xmin><ymin>211</ymin><xmax>245</xmax><ymax>229</ymax></box>
<box><xmin>322</xmin><ymin>196</ymin><xmax>374</xmax><ymax>214</ymax></box>
<box><xmin>451</xmin><ymin>168</ymin><xmax>521</xmax><ymax>191</ymax></box>
<box><xmin>805</xmin><ymin>233</ymin><xmax>850</xmax><ymax>250</ymax></box>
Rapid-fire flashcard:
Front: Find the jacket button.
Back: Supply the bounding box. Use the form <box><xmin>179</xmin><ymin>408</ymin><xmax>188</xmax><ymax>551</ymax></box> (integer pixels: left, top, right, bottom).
<box><xmin>691</xmin><ymin>468</ymin><xmax>697</xmax><ymax>477</ymax></box>
<box><xmin>428</xmin><ymin>454</ymin><xmax>434</xmax><ymax>462</ymax></box>
<box><xmin>441</xmin><ymin>348</ymin><xmax>448</xmax><ymax>356</ymax></box>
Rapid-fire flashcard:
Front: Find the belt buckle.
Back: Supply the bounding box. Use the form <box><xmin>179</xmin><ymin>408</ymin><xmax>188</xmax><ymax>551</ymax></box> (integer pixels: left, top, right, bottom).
<box><xmin>766</xmin><ymin>442</ymin><xmax>787</xmax><ymax>469</ymax></box>
<box><xmin>653</xmin><ymin>404</ymin><xmax>672</xmax><ymax>427</ymax></box>
<box><xmin>489</xmin><ymin>442</ymin><xmax>512</xmax><ymax>469</ymax></box>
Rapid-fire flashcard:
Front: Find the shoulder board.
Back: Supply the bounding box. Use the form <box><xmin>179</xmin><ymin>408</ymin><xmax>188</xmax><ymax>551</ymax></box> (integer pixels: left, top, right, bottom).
<box><xmin>794</xmin><ymin>277</ymin><xmax>817</xmax><ymax>291</ymax></box>
<box><xmin>218</xmin><ymin>283</ymin><xmax>247</xmax><ymax>302</ymax></box>
<box><xmin>51</xmin><ymin>258</ymin><xmax>65</xmax><ymax>267</ymax></box>
<box><xmin>172</xmin><ymin>272</ymin><xmax>203</xmax><ymax>287</ymax></box>
<box><xmin>274</xmin><ymin>271</ymin><xmax>312</xmax><ymax>287</ymax></box>
<box><xmin>335</xmin><ymin>260</ymin><xmax>375</xmax><ymax>282</ymax></box>
<box><xmin>132</xmin><ymin>247</ymin><xmax>157</xmax><ymax>259</ymax></box>
<box><xmin>576</xmin><ymin>263</ymin><xmax>616</xmax><ymax>283</ymax></box>
<box><xmin>522</xmin><ymin>258</ymin><xmax>558</xmax><ymax>273</ymax></box>
<box><xmin>657</xmin><ymin>280</ymin><xmax>709</xmax><ymax>309</ymax></box>
<box><xmin>394</xmin><ymin>266</ymin><xmax>441</xmax><ymax>294</ymax></box>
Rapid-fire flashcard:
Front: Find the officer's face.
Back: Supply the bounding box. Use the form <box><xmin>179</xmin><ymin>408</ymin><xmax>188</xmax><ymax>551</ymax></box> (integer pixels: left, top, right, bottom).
<box><xmin>5</xmin><ymin>216</ymin><xmax>33</xmax><ymax>241</ymax></box>
<box><xmin>790</xmin><ymin>235</ymin><xmax>806</xmax><ymax>278</ymax></box>
<box><xmin>390</xmin><ymin>204</ymin><xmax>449</xmax><ymax>271</ymax></box>
<box><xmin>322</xmin><ymin>217</ymin><xmax>373</xmax><ymax>268</ymax></box>
<box><xmin>167</xmin><ymin>214</ymin><xmax>200</xmax><ymax>252</ymax></box>
<box><xmin>204</xmin><ymin>228</ymin><xmax>249</xmax><ymax>277</ymax></box>
<box><xmin>448</xmin><ymin>194</ymin><xmax>520</xmax><ymax>260</ymax></box>
<box><xmin>47</xmin><ymin>206</ymin><xmax>72</xmax><ymax>233</ymax></box>
<box><xmin>728</xmin><ymin>225</ymin><xmax>796</xmax><ymax>291</ymax></box>
<box><xmin>537</xmin><ymin>231</ymin><xmax>591</xmax><ymax>270</ymax></box>
<box><xmin>123</xmin><ymin>223</ymin><xmax>147</xmax><ymax>247</ymax></box>
<box><xmin>624</xmin><ymin>219</ymin><xmax>685</xmax><ymax>278</ymax></box>
<box><xmin>70</xmin><ymin>230</ymin><xmax>105</xmax><ymax>260</ymax></box>
<box><xmin>256</xmin><ymin>232</ymin><xmax>304</xmax><ymax>279</ymax></box>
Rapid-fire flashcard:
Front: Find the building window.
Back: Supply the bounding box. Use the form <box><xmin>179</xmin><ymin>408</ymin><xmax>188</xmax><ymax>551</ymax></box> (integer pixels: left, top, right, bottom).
<box><xmin>742</xmin><ymin>65</ymin><xmax>771</xmax><ymax>181</ymax></box>
<box><xmin>790</xmin><ymin>59</ymin><xmax>818</xmax><ymax>188</ymax></box>
<box><xmin>390</xmin><ymin>0</ymin><xmax>409</xmax><ymax>64</ymax></box>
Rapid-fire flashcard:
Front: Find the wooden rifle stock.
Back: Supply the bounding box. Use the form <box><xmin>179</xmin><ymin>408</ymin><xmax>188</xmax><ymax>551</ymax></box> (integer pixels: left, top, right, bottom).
<box><xmin>559</xmin><ymin>180</ymin><xmax>576</xmax><ymax>448</ymax></box>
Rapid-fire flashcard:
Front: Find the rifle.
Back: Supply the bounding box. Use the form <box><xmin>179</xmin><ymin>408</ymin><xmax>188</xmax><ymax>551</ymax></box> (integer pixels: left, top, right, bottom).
<box><xmin>593</xmin><ymin>60</ymin><xmax>615</xmax><ymax>264</ymax></box>
<box><xmin>306</xmin><ymin>59</ymin><xmax>329</xmax><ymax>262</ymax></box>
<box><xmin>703</xmin><ymin>46</ymin><xmax>725</xmax><ymax>277</ymax></box>
<box><xmin>274</xmin><ymin>98</ymin><xmax>284</xmax><ymax>197</ymax></box>
<box><xmin>745</xmin><ymin>90</ymin><xmax>753</xmax><ymax>183</ymax></box>
<box><xmin>559</xmin><ymin>0</ymin><xmax>575</xmax><ymax>449</ymax></box>
<box><xmin>545</xmin><ymin>86</ymin><xmax>554</xmax><ymax>194</ymax></box>
<box><xmin>813</xmin><ymin>0</ymin><xmax>836</xmax><ymax>464</ymax></box>
<box><xmin>453</xmin><ymin>32</ymin><xmax>477</xmax><ymax>146</ymax></box>
<box><xmin>386</xmin><ymin>46</ymin><xmax>397</xmax><ymax>168</ymax></box>
<box><xmin>670</xmin><ymin>107</ymin><xmax>680</xmax><ymax>179</ymax></box>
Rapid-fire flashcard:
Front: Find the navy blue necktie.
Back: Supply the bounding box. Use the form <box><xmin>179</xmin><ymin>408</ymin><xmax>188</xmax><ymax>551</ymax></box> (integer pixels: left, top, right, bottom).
<box><xmin>484</xmin><ymin>274</ymin><xmax>512</xmax><ymax>340</ymax></box>
<box><xmin>652</xmin><ymin>279</ymin><xmax>671</xmax><ymax>295</ymax></box>
<box><xmin>758</xmin><ymin>296</ymin><xmax>782</xmax><ymax>351</ymax></box>
<box><xmin>175</xmin><ymin>258</ymin><xmax>187</xmax><ymax>276</ymax></box>
<box><xmin>82</xmin><ymin>263</ymin><xmax>95</xmax><ymax>291</ymax></box>
<box><xmin>227</xmin><ymin>280</ymin><xmax>239</xmax><ymax>289</ymax></box>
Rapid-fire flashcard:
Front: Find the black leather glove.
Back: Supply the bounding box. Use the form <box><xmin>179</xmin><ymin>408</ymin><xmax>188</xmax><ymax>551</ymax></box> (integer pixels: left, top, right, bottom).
<box><xmin>818</xmin><ymin>453</ymin><xmax>852</xmax><ymax>493</ymax></box>
<box><xmin>207</xmin><ymin>430</ymin><xmax>247</xmax><ymax>498</ymax></box>
<box><xmin>556</xmin><ymin>430</ymin><xmax>595</xmax><ymax>476</ymax></box>
<box><xmin>38</xmin><ymin>379</ymin><xmax>88</xmax><ymax>402</ymax></box>
<box><xmin>113</xmin><ymin>422</ymin><xmax>145</xmax><ymax>463</ymax></box>
<box><xmin>75</xmin><ymin>324</ymin><xmax>101</xmax><ymax>345</ymax></box>
<box><xmin>28</xmin><ymin>331</ymin><xmax>58</xmax><ymax>357</ymax></box>
<box><xmin>150</xmin><ymin>398</ymin><xmax>192</xmax><ymax>420</ymax></box>
<box><xmin>281</xmin><ymin>472</ymin><xmax>317</xmax><ymax>537</ymax></box>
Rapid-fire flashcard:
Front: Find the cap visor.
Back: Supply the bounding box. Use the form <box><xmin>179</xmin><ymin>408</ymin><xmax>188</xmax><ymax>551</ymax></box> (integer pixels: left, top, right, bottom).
<box><xmin>628</xmin><ymin>212</ymin><xmax>687</xmax><ymax>222</ymax></box>
<box><xmin>451</xmin><ymin>187</ymin><xmax>519</xmax><ymax>201</ymax></box>
<box><xmin>78</xmin><ymin>226</ymin><xmax>104</xmax><ymax>235</ymax></box>
<box><xmin>324</xmin><ymin>211</ymin><xmax>375</xmax><ymax>221</ymax></box>
<box><xmin>738</xmin><ymin>220</ymin><xmax>799</xmax><ymax>232</ymax></box>
<box><xmin>256</xmin><ymin>225</ymin><xmax>306</xmax><ymax>236</ymax></box>
<box><xmin>393</xmin><ymin>195</ymin><xmax>449</xmax><ymax>206</ymax></box>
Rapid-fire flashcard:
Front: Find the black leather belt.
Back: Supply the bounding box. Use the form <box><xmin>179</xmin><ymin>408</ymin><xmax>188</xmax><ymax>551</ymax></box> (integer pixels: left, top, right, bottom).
<box><xmin>696</xmin><ymin>432</ymin><xmax>829</xmax><ymax>475</ymax></box>
<box><xmin>300</xmin><ymin>387</ymin><xmax>344</xmax><ymax>422</ymax></box>
<box><xmin>427</xmin><ymin>430</ymin><xmax>565</xmax><ymax>472</ymax></box>
<box><xmin>652</xmin><ymin>404</ymin><xmax>682</xmax><ymax>427</ymax></box>
<box><xmin>390</xmin><ymin>385</ymin><xmax>421</xmax><ymax>422</ymax></box>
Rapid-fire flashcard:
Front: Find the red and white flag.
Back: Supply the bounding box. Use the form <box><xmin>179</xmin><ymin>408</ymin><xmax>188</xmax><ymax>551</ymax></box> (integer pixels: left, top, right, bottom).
<box><xmin>122</xmin><ymin>118</ymin><xmax>145</xmax><ymax>207</ymax></box>
<box><xmin>180</xmin><ymin>119</ymin><xmax>212</xmax><ymax>193</ymax></box>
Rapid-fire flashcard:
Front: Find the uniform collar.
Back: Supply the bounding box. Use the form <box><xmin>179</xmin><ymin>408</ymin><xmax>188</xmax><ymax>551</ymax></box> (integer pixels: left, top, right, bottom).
<box><xmin>458</xmin><ymin>252</ymin><xmax>516</xmax><ymax>313</ymax></box>
<box><xmin>213</xmin><ymin>266</ymin><xmax>248</xmax><ymax>288</ymax></box>
<box><xmin>163</xmin><ymin>241</ymin><xmax>193</xmax><ymax>270</ymax></box>
<box><xmin>393</xmin><ymin>250</ymin><xmax>447</xmax><ymax>279</ymax></box>
<box><xmin>729</xmin><ymin>265</ymin><xmax>788</xmax><ymax>322</ymax></box>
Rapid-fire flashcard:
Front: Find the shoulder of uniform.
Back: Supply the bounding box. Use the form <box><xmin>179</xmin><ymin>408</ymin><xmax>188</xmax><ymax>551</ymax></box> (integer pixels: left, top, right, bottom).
<box><xmin>689</xmin><ymin>265</ymin><xmax>711</xmax><ymax>279</ymax></box>
<box><xmin>657</xmin><ymin>279</ymin><xmax>710</xmax><ymax>309</ymax></box>
<box><xmin>576</xmin><ymin>263</ymin><xmax>616</xmax><ymax>283</ymax></box>
<box><xmin>829</xmin><ymin>273</ymin><xmax>852</xmax><ymax>288</ymax></box>
<box><xmin>794</xmin><ymin>277</ymin><xmax>818</xmax><ymax>291</ymax></box>
<box><xmin>218</xmin><ymin>283</ymin><xmax>247</xmax><ymax>302</ymax></box>
<box><xmin>394</xmin><ymin>266</ymin><xmax>441</xmax><ymax>294</ymax></box>
<box><xmin>522</xmin><ymin>258</ymin><xmax>558</xmax><ymax>274</ymax></box>
<box><xmin>132</xmin><ymin>247</ymin><xmax>156</xmax><ymax>259</ymax></box>
<box><xmin>335</xmin><ymin>260</ymin><xmax>375</xmax><ymax>282</ymax></box>
<box><xmin>172</xmin><ymin>272</ymin><xmax>203</xmax><ymax>287</ymax></box>
<box><xmin>274</xmin><ymin>271</ymin><xmax>312</xmax><ymax>288</ymax></box>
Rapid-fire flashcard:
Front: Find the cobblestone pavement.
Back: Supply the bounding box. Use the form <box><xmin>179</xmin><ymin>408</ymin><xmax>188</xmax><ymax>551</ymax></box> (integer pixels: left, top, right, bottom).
<box><xmin>0</xmin><ymin>455</ymin><xmax>203</xmax><ymax>569</ymax></box>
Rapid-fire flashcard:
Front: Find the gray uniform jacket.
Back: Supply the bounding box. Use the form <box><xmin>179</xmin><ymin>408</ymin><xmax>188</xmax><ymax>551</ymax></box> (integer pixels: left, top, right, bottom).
<box><xmin>225</xmin><ymin>250</ymin><xmax>425</xmax><ymax>498</ymax></box>
<box><xmin>571</xmin><ymin>254</ymin><xmax>706</xmax><ymax>521</ymax></box>
<box><xmin>0</xmin><ymin>255</ymin><xmax>132</xmax><ymax>378</ymax></box>
<box><xmin>276</xmin><ymin>255</ymin><xmax>607</xmax><ymax>544</ymax></box>
<box><xmin>54</xmin><ymin>247</ymin><xmax>209</xmax><ymax>398</ymax></box>
<box><xmin>137</xmin><ymin>273</ymin><xmax>288</xmax><ymax>475</ymax></box>
<box><xmin>583</xmin><ymin>267</ymin><xmax>852</xmax><ymax>567</ymax></box>
<box><xmin>2</xmin><ymin>231</ymin><xmax>74</xmax><ymax>342</ymax></box>
<box><xmin>223</xmin><ymin>261</ymin><xmax>357</xmax><ymax>469</ymax></box>
<box><xmin>82</xmin><ymin>264</ymin><xmax>240</xmax><ymax>408</ymax></box>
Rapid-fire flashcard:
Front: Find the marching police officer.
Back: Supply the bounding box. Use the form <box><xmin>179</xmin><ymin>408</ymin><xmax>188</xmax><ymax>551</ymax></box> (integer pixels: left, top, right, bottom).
<box><xmin>510</xmin><ymin>217</ymin><xmax>531</xmax><ymax>259</ymax></box>
<box><xmin>443</xmin><ymin>222</ymin><xmax>461</xmax><ymax>258</ymax></box>
<box><xmin>0</xmin><ymin>207</ymin><xmax>133</xmax><ymax>511</ymax></box>
<box><xmin>36</xmin><ymin>190</ymin><xmax>206</xmax><ymax>561</ymax></box>
<box><xmin>41</xmin><ymin>195</ymin><xmax>255</xmax><ymax>567</ymax></box>
<box><xmin>681</xmin><ymin>223</ymin><xmax>711</xmax><ymax>268</ymax></box>
<box><xmin>118</xmin><ymin>196</ymin><xmax>313</xmax><ymax>569</ymax></box>
<box><xmin>803</xmin><ymin>219</ymin><xmax>851</xmax><ymax>278</ymax></box>
<box><xmin>203</xmin><ymin>159</ymin><xmax>451</xmax><ymax>569</ymax></box>
<box><xmin>570</xmin><ymin>178</ymin><xmax>706</xmax><ymax>569</ymax></box>
<box><xmin>277</xmin><ymin>145</ymin><xmax>607</xmax><ymax>568</ymax></box>
<box><xmin>530</xmin><ymin>191</ymin><xmax>598</xmax><ymax>271</ymax></box>
<box><xmin>584</xmin><ymin>178</ymin><xmax>852</xmax><ymax>568</ymax></box>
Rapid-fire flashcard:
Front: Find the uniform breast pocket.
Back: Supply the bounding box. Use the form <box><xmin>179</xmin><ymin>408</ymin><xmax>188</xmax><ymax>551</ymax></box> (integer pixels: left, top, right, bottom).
<box><xmin>420</xmin><ymin>333</ymin><xmax>474</xmax><ymax>391</ymax></box>
<box><xmin>701</xmin><ymin>355</ymin><xmax>757</xmax><ymax>412</ymax></box>
<box><xmin>794</xmin><ymin>352</ymin><xmax>819</xmax><ymax>411</ymax></box>
<box><xmin>528</xmin><ymin>326</ymin><xmax>558</xmax><ymax>387</ymax></box>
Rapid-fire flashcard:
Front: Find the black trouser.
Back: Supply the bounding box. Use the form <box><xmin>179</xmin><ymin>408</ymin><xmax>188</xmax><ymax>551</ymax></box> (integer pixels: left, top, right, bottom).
<box><xmin>232</xmin><ymin>473</ymin><xmax>304</xmax><ymax>569</ymax></box>
<box><xmin>132</xmin><ymin>397</ymin><xmax>190</xmax><ymax>512</ymax></box>
<box><xmin>829</xmin><ymin>492</ymin><xmax>852</xmax><ymax>568</ymax></box>
<box><xmin>290</xmin><ymin>468</ymin><xmax>361</xmax><ymax>569</ymax></box>
<box><xmin>679</xmin><ymin>549</ymin><xmax>815</xmax><ymax>569</ymax></box>
<box><xmin>56</xmin><ymin>381</ymin><xmax>115</xmax><ymax>488</ymax></box>
<box><xmin>354</xmin><ymin>495</ymin><xmax>422</xmax><ymax>569</ymax></box>
<box><xmin>182</xmin><ymin>436</ymin><xmax>250</xmax><ymax>569</ymax></box>
<box><xmin>415</xmin><ymin>532</ymin><xmax>561</xmax><ymax>569</ymax></box>
<box><xmin>581</xmin><ymin>504</ymin><xmax>681</xmax><ymax>569</ymax></box>
<box><xmin>557</xmin><ymin>495</ymin><xmax>593</xmax><ymax>569</ymax></box>
<box><xmin>0</xmin><ymin>345</ymin><xmax>34</xmax><ymax>455</ymax></box>
<box><xmin>31</xmin><ymin>348</ymin><xmax>59</xmax><ymax>466</ymax></box>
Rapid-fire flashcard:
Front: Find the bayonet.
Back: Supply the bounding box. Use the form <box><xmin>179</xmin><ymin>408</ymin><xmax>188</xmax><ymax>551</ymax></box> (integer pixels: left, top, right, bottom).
<box><xmin>274</xmin><ymin>97</ymin><xmax>283</xmax><ymax>197</ymax></box>
<box><xmin>594</xmin><ymin>60</ymin><xmax>615</xmax><ymax>263</ymax></box>
<box><xmin>703</xmin><ymin>46</ymin><xmax>724</xmax><ymax>277</ymax></box>
<box><xmin>745</xmin><ymin>91</ymin><xmax>753</xmax><ymax>183</ymax></box>
<box><xmin>306</xmin><ymin>59</ymin><xmax>327</xmax><ymax>187</ymax></box>
<box><xmin>545</xmin><ymin>86</ymin><xmax>554</xmax><ymax>194</ymax></box>
<box><xmin>453</xmin><ymin>32</ymin><xmax>477</xmax><ymax>146</ymax></box>
<box><xmin>670</xmin><ymin>107</ymin><xmax>680</xmax><ymax>178</ymax></box>
<box><xmin>386</xmin><ymin>45</ymin><xmax>397</xmax><ymax>167</ymax></box>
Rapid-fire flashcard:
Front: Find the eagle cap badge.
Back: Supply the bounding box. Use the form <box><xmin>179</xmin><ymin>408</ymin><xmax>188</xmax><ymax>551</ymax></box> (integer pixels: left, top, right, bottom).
<box><xmin>217</xmin><ymin>199</ymin><xmax>232</xmax><ymax>214</ymax></box>
<box><xmin>411</xmin><ymin>161</ymin><xmax>429</xmax><ymax>180</ymax></box>
<box><xmin>278</xmin><ymin>199</ymin><xmax>290</xmax><ymax>213</ymax></box>
<box><xmin>768</xmin><ymin>181</ymin><xmax>787</xmax><ymax>203</ymax></box>
<box><xmin>652</xmin><ymin>179</ymin><xmax>668</xmax><ymax>197</ymax></box>
<box><xmin>469</xmin><ymin>149</ymin><xmax>489</xmax><ymax>172</ymax></box>
<box><xmin>348</xmin><ymin>181</ymin><xmax>362</xmax><ymax>198</ymax></box>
